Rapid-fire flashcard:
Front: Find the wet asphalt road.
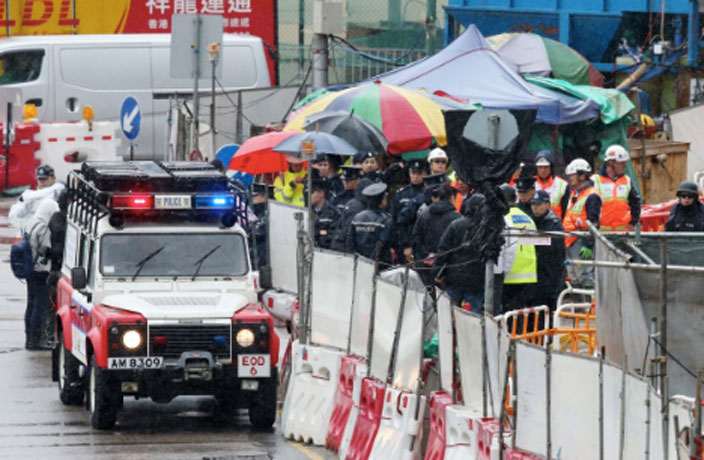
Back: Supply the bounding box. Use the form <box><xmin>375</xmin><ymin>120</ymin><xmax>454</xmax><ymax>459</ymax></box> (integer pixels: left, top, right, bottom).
<box><xmin>0</xmin><ymin>196</ymin><xmax>334</xmax><ymax>460</ymax></box>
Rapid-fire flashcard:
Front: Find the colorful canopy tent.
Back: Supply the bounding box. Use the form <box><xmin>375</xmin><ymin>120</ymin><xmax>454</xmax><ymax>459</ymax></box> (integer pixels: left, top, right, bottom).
<box><xmin>486</xmin><ymin>33</ymin><xmax>604</xmax><ymax>87</ymax></box>
<box><xmin>374</xmin><ymin>25</ymin><xmax>601</xmax><ymax>125</ymax></box>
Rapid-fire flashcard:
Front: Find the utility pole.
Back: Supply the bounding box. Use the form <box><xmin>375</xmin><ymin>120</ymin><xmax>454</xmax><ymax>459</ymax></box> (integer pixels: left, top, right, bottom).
<box><xmin>312</xmin><ymin>0</ymin><xmax>343</xmax><ymax>89</ymax></box>
<box><xmin>192</xmin><ymin>16</ymin><xmax>202</xmax><ymax>157</ymax></box>
<box><xmin>425</xmin><ymin>0</ymin><xmax>437</xmax><ymax>56</ymax></box>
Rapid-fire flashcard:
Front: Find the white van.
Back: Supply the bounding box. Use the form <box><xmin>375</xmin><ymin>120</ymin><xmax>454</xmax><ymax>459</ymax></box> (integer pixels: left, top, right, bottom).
<box><xmin>0</xmin><ymin>34</ymin><xmax>271</xmax><ymax>159</ymax></box>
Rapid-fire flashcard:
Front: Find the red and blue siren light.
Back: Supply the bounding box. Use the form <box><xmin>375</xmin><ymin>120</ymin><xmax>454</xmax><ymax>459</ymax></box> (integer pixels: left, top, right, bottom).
<box><xmin>194</xmin><ymin>195</ymin><xmax>234</xmax><ymax>209</ymax></box>
<box><xmin>112</xmin><ymin>194</ymin><xmax>153</xmax><ymax>210</ymax></box>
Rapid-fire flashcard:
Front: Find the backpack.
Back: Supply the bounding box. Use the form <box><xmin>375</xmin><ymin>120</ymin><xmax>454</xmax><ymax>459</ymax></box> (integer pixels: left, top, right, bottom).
<box><xmin>10</xmin><ymin>222</ymin><xmax>40</xmax><ymax>279</ymax></box>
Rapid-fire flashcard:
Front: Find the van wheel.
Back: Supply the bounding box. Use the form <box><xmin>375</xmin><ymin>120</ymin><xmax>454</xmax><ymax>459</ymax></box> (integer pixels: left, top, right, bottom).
<box><xmin>88</xmin><ymin>355</ymin><xmax>118</xmax><ymax>430</ymax></box>
<box><xmin>58</xmin><ymin>335</ymin><xmax>84</xmax><ymax>405</ymax></box>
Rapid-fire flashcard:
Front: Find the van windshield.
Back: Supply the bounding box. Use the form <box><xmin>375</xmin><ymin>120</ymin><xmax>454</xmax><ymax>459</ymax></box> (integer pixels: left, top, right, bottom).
<box><xmin>100</xmin><ymin>233</ymin><xmax>249</xmax><ymax>278</ymax></box>
<box><xmin>0</xmin><ymin>50</ymin><xmax>44</xmax><ymax>85</ymax></box>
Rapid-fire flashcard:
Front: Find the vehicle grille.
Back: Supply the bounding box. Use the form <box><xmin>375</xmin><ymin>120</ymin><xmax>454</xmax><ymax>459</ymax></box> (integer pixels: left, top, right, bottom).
<box><xmin>149</xmin><ymin>325</ymin><xmax>231</xmax><ymax>360</ymax></box>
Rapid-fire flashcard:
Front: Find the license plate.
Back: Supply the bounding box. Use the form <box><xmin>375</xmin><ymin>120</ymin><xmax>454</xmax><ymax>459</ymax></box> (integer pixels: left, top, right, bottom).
<box><xmin>237</xmin><ymin>354</ymin><xmax>270</xmax><ymax>378</ymax></box>
<box><xmin>107</xmin><ymin>356</ymin><xmax>164</xmax><ymax>369</ymax></box>
<box><xmin>154</xmin><ymin>195</ymin><xmax>192</xmax><ymax>209</ymax></box>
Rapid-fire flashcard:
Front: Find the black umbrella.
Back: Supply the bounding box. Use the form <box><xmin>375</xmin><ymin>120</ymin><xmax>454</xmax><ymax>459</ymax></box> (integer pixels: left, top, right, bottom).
<box><xmin>302</xmin><ymin>111</ymin><xmax>389</xmax><ymax>153</ymax></box>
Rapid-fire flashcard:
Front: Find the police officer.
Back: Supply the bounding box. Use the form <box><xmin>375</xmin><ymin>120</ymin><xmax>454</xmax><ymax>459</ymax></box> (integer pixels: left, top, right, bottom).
<box><xmin>392</xmin><ymin>159</ymin><xmax>429</xmax><ymax>262</ymax></box>
<box><xmin>346</xmin><ymin>182</ymin><xmax>393</xmax><ymax>263</ymax></box>
<box><xmin>498</xmin><ymin>184</ymin><xmax>538</xmax><ymax>313</ymax></box>
<box><xmin>314</xmin><ymin>154</ymin><xmax>344</xmax><ymax>199</ymax></box>
<box><xmin>529</xmin><ymin>190</ymin><xmax>566</xmax><ymax>311</ymax></box>
<box><xmin>355</xmin><ymin>151</ymin><xmax>383</xmax><ymax>182</ymax></box>
<box><xmin>249</xmin><ymin>183</ymin><xmax>270</xmax><ymax>269</ymax></box>
<box><xmin>331</xmin><ymin>165</ymin><xmax>362</xmax><ymax>212</ymax></box>
<box><xmin>515</xmin><ymin>176</ymin><xmax>536</xmax><ymax>218</ymax></box>
<box><xmin>332</xmin><ymin>177</ymin><xmax>373</xmax><ymax>252</ymax></box>
<box><xmin>310</xmin><ymin>179</ymin><xmax>341</xmax><ymax>249</ymax></box>
<box><xmin>412</xmin><ymin>183</ymin><xmax>461</xmax><ymax>285</ymax></box>
<box><xmin>273</xmin><ymin>157</ymin><xmax>307</xmax><ymax>207</ymax></box>
<box><xmin>665</xmin><ymin>181</ymin><xmax>704</xmax><ymax>231</ymax></box>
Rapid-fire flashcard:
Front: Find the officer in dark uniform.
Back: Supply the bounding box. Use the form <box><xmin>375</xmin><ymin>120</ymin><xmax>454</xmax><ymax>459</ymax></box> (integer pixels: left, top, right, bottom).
<box><xmin>331</xmin><ymin>165</ymin><xmax>362</xmax><ymax>212</ymax></box>
<box><xmin>310</xmin><ymin>179</ymin><xmax>342</xmax><ymax>249</ymax></box>
<box><xmin>332</xmin><ymin>177</ymin><xmax>373</xmax><ymax>251</ymax></box>
<box><xmin>355</xmin><ymin>151</ymin><xmax>383</xmax><ymax>183</ymax></box>
<box><xmin>250</xmin><ymin>182</ymin><xmax>271</xmax><ymax>269</ymax></box>
<box><xmin>391</xmin><ymin>159</ymin><xmax>429</xmax><ymax>262</ymax></box>
<box><xmin>665</xmin><ymin>181</ymin><xmax>704</xmax><ymax>231</ymax></box>
<box><xmin>346</xmin><ymin>182</ymin><xmax>393</xmax><ymax>263</ymax></box>
<box><xmin>314</xmin><ymin>154</ymin><xmax>344</xmax><ymax>199</ymax></box>
<box><xmin>515</xmin><ymin>176</ymin><xmax>536</xmax><ymax>219</ymax></box>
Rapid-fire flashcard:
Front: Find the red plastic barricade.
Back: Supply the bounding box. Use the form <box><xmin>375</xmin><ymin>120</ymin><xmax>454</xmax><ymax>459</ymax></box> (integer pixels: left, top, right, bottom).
<box><xmin>326</xmin><ymin>355</ymin><xmax>365</xmax><ymax>452</ymax></box>
<box><xmin>345</xmin><ymin>377</ymin><xmax>386</xmax><ymax>460</ymax></box>
<box><xmin>504</xmin><ymin>447</ymin><xmax>542</xmax><ymax>459</ymax></box>
<box><xmin>478</xmin><ymin>417</ymin><xmax>501</xmax><ymax>460</ymax></box>
<box><xmin>0</xmin><ymin>123</ymin><xmax>40</xmax><ymax>190</ymax></box>
<box><xmin>424</xmin><ymin>391</ymin><xmax>454</xmax><ymax>460</ymax></box>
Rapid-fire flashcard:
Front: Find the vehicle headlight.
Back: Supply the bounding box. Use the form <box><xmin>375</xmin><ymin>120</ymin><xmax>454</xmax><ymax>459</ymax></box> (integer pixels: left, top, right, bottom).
<box><xmin>236</xmin><ymin>328</ymin><xmax>255</xmax><ymax>347</ymax></box>
<box><xmin>122</xmin><ymin>330</ymin><xmax>143</xmax><ymax>349</ymax></box>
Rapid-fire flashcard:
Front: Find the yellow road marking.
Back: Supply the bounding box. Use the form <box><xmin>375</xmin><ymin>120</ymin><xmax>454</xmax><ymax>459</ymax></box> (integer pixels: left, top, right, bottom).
<box><xmin>287</xmin><ymin>440</ymin><xmax>327</xmax><ymax>460</ymax></box>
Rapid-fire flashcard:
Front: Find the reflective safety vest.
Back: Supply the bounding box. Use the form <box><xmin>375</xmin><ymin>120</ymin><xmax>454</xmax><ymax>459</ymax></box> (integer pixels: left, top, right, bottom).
<box><xmin>592</xmin><ymin>173</ymin><xmax>631</xmax><ymax>231</ymax></box>
<box><xmin>504</xmin><ymin>207</ymin><xmax>537</xmax><ymax>284</ymax></box>
<box><xmin>535</xmin><ymin>175</ymin><xmax>568</xmax><ymax>218</ymax></box>
<box><xmin>450</xmin><ymin>179</ymin><xmax>463</xmax><ymax>212</ymax></box>
<box><xmin>563</xmin><ymin>185</ymin><xmax>598</xmax><ymax>247</ymax></box>
<box><xmin>273</xmin><ymin>170</ymin><xmax>306</xmax><ymax>207</ymax></box>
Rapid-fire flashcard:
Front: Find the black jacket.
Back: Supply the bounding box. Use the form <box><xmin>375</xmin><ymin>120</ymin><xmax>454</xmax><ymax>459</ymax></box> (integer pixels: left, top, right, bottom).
<box><xmin>313</xmin><ymin>201</ymin><xmax>341</xmax><ymax>249</ymax></box>
<box><xmin>412</xmin><ymin>200</ymin><xmax>461</xmax><ymax>263</ymax></box>
<box><xmin>48</xmin><ymin>211</ymin><xmax>66</xmax><ymax>272</ymax></box>
<box><xmin>665</xmin><ymin>201</ymin><xmax>704</xmax><ymax>232</ymax></box>
<box><xmin>331</xmin><ymin>188</ymin><xmax>355</xmax><ymax>213</ymax></box>
<box><xmin>532</xmin><ymin>209</ymin><xmax>566</xmax><ymax>298</ymax></box>
<box><xmin>391</xmin><ymin>183</ymin><xmax>425</xmax><ymax>249</ymax></box>
<box><xmin>331</xmin><ymin>179</ymin><xmax>371</xmax><ymax>252</ymax></box>
<box><xmin>345</xmin><ymin>208</ymin><xmax>393</xmax><ymax>263</ymax></box>
<box><xmin>433</xmin><ymin>215</ymin><xmax>485</xmax><ymax>294</ymax></box>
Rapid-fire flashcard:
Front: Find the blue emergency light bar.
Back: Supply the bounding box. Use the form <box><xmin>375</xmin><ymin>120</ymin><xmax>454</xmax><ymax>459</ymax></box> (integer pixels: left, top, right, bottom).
<box><xmin>194</xmin><ymin>195</ymin><xmax>235</xmax><ymax>209</ymax></box>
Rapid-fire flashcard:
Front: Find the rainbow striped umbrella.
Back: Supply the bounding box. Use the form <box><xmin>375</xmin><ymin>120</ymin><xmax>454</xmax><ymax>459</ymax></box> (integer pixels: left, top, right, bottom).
<box><xmin>285</xmin><ymin>81</ymin><xmax>465</xmax><ymax>155</ymax></box>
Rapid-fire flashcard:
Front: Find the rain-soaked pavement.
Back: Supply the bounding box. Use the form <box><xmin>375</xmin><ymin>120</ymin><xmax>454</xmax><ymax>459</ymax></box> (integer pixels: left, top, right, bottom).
<box><xmin>0</xmin><ymin>196</ymin><xmax>334</xmax><ymax>460</ymax></box>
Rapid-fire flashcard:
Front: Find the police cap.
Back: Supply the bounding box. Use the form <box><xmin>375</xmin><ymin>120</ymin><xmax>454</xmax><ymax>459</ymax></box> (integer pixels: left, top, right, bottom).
<box><xmin>531</xmin><ymin>190</ymin><xmax>551</xmax><ymax>204</ymax></box>
<box><xmin>354</xmin><ymin>151</ymin><xmax>376</xmax><ymax>164</ymax></box>
<box><xmin>515</xmin><ymin>176</ymin><xmax>536</xmax><ymax>192</ymax></box>
<box><xmin>36</xmin><ymin>164</ymin><xmax>55</xmax><ymax>179</ymax></box>
<box><xmin>340</xmin><ymin>165</ymin><xmax>362</xmax><ymax>181</ymax></box>
<box><xmin>362</xmin><ymin>182</ymin><xmax>388</xmax><ymax>198</ymax></box>
<box><xmin>408</xmin><ymin>159</ymin><xmax>430</xmax><ymax>173</ymax></box>
<box><xmin>423</xmin><ymin>172</ymin><xmax>447</xmax><ymax>186</ymax></box>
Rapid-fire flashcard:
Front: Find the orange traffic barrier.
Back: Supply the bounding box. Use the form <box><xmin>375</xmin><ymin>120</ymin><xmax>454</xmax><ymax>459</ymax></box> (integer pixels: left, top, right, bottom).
<box><xmin>499</xmin><ymin>305</ymin><xmax>551</xmax><ymax>346</ymax></box>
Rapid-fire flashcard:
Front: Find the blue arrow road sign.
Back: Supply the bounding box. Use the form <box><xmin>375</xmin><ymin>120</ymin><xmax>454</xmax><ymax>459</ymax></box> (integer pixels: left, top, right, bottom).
<box><xmin>120</xmin><ymin>97</ymin><xmax>141</xmax><ymax>141</ymax></box>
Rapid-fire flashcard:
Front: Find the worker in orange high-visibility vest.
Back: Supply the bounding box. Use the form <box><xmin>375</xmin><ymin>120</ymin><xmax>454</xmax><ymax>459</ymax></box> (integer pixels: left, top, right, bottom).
<box><xmin>534</xmin><ymin>150</ymin><xmax>570</xmax><ymax>218</ymax></box>
<box><xmin>591</xmin><ymin>144</ymin><xmax>641</xmax><ymax>232</ymax></box>
<box><xmin>563</xmin><ymin>158</ymin><xmax>601</xmax><ymax>289</ymax></box>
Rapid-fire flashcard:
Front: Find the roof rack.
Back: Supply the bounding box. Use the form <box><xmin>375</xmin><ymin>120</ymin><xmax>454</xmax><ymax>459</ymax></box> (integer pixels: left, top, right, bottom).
<box><xmin>68</xmin><ymin>161</ymin><xmax>249</xmax><ymax>234</ymax></box>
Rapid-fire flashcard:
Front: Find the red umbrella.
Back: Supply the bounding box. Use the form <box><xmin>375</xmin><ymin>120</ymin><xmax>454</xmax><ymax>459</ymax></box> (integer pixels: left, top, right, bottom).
<box><xmin>228</xmin><ymin>131</ymin><xmax>305</xmax><ymax>175</ymax></box>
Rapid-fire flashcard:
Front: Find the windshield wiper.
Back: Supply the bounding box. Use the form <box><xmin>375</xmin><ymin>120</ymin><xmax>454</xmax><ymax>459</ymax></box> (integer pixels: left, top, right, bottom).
<box><xmin>192</xmin><ymin>245</ymin><xmax>221</xmax><ymax>281</ymax></box>
<box><xmin>131</xmin><ymin>246</ymin><xmax>165</xmax><ymax>281</ymax></box>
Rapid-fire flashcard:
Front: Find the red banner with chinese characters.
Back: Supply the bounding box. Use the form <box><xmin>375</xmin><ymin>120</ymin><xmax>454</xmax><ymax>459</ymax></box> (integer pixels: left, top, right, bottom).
<box><xmin>0</xmin><ymin>0</ymin><xmax>277</xmax><ymax>84</ymax></box>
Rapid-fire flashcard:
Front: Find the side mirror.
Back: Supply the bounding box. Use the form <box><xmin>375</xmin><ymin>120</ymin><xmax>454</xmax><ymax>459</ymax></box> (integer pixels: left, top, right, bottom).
<box><xmin>259</xmin><ymin>265</ymin><xmax>272</xmax><ymax>290</ymax></box>
<box><xmin>71</xmin><ymin>267</ymin><xmax>87</xmax><ymax>290</ymax></box>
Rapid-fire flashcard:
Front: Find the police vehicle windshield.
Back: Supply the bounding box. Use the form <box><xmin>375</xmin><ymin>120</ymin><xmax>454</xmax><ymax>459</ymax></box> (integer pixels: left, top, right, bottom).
<box><xmin>100</xmin><ymin>233</ymin><xmax>248</xmax><ymax>278</ymax></box>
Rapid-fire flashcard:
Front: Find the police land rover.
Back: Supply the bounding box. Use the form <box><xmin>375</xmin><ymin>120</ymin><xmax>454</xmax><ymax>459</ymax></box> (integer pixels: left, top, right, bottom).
<box><xmin>51</xmin><ymin>161</ymin><xmax>279</xmax><ymax>430</ymax></box>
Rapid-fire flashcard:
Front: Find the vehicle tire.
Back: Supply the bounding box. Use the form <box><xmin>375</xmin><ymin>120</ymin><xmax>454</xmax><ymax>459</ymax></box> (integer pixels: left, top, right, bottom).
<box><xmin>87</xmin><ymin>355</ymin><xmax>118</xmax><ymax>430</ymax></box>
<box><xmin>249</xmin><ymin>379</ymin><xmax>276</xmax><ymax>429</ymax></box>
<box><xmin>58</xmin><ymin>335</ymin><xmax>84</xmax><ymax>405</ymax></box>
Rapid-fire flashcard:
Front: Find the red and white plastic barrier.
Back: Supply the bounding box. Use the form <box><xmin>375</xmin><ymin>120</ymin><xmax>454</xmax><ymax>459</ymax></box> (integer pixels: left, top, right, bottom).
<box><xmin>280</xmin><ymin>341</ymin><xmax>343</xmax><ymax>445</ymax></box>
<box><xmin>477</xmin><ymin>417</ymin><xmax>503</xmax><ymax>460</ymax></box>
<box><xmin>33</xmin><ymin>121</ymin><xmax>122</xmax><ymax>183</ymax></box>
<box><xmin>445</xmin><ymin>405</ymin><xmax>482</xmax><ymax>460</ymax></box>
<box><xmin>0</xmin><ymin>122</ymin><xmax>40</xmax><ymax>190</ymax></box>
<box><xmin>345</xmin><ymin>377</ymin><xmax>386</xmax><ymax>460</ymax></box>
<box><xmin>423</xmin><ymin>391</ymin><xmax>453</xmax><ymax>460</ymax></box>
<box><xmin>338</xmin><ymin>360</ymin><xmax>369</xmax><ymax>460</ymax></box>
<box><xmin>326</xmin><ymin>355</ymin><xmax>365</xmax><ymax>452</ymax></box>
<box><xmin>368</xmin><ymin>388</ymin><xmax>426</xmax><ymax>460</ymax></box>
<box><xmin>503</xmin><ymin>447</ymin><xmax>543</xmax><ymax>459</ymax></box>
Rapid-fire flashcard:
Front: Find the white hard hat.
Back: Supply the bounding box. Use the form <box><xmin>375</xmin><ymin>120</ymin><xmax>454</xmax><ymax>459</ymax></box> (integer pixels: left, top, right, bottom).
<box><xmin>604</xmin><ymin>144</ymin><xmax>629</xmax><ymax>162</ymax></box>
<box><xmin>428</xmin><ymin>147</ymin><xmax>448</xmax><ymax>161</ymax></box>
<box><xmin>565</xmin><ymin>158</ymin><xmax>592</xmax><ymax>175</ymax></box>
